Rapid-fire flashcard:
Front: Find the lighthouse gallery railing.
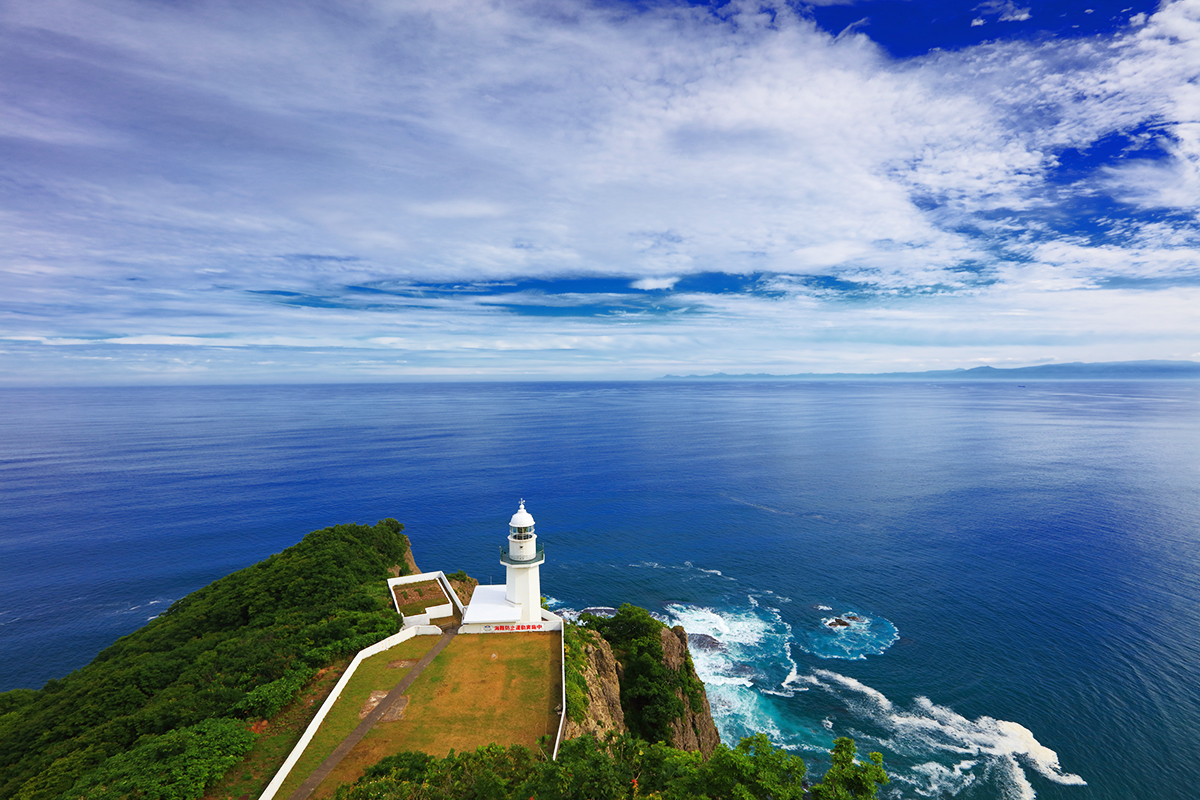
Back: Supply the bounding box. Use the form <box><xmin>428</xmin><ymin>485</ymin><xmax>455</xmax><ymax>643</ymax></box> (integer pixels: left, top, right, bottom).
<box><xmin>499</xmin><ymin>543</ymin><xmax>545</xmax><ymax>565</ymax></box>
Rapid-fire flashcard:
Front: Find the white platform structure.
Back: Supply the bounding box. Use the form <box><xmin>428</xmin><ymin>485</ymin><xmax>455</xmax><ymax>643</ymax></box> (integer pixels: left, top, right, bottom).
<box><xmin>461</xmin><ymin>500</ymin><xmax>563</xmax><ymax>633</ymax></box>
<box><xmin>386</xmin><ymin>570</ymin><xmax>464</xmax><ymax>630</ymax></box>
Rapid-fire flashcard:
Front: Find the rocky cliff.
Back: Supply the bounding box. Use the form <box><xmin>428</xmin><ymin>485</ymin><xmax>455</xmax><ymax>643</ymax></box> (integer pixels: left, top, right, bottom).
<box><xmin>563</xmin><ymin>629</ymin><xmax>626</xmax><ymax>740</ymax></box>
<box><xmin>660</xmin><ymin>626</ymin><xmax>721</xmax><ymax>757</ymax></box>
<box><xmin>563</xmin><ymin>621</ymin><xmax>720</xmax><ymax>757</ymax></box>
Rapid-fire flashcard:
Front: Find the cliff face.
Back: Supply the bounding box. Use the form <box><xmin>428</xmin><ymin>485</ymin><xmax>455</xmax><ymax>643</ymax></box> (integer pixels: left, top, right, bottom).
<box><xmin>564</xmin><ymin>622</ymin><xmax>720</xmax><ymax>757</ymax></box>
<box><xmin>446</xmin><ymin>575</ymin><xmax>478</xmax><ymax>608</ymax></box>
<box><xmin>661</xmin><ymin>626</ymin><xmax>721</xmax><ymax>757</ymax></box>
<box><xmin>563</xmin><ymin>630</ymin><xmax>626</xmax><ymax>740</ymax></box>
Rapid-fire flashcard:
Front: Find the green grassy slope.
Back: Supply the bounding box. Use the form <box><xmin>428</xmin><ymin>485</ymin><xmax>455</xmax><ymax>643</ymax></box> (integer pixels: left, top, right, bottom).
<box><xmin>0</xmin><ymin>518</ymin><xmax>410</xmax><ymax>800</ymax></box>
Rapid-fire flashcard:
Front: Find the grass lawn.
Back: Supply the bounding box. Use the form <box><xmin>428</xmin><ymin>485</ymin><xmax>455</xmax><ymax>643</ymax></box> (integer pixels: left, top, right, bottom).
<box><xmin>275</xmin><ymin>635</ymin><xmax>439</xmax><ymax>799</ymax></box>
<box><xmin>308</xmin><ymin>632</ymin><xmax>562</xmax><ymax>798</ymax></box>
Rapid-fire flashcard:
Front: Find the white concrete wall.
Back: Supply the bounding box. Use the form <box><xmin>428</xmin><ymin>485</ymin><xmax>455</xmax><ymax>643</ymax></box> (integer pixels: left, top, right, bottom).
<box><xmin>422</xmin><ymin>602</ymin><xmax>453</xmax><ymax>619</ymax></box>
<box><xmin>459</xmin><ymin>610</ymin><xmax>562</xmax><ymax>635</ymax></box>
<box><xmin>552</xmin><ymin>623</ymin><xmax>568</xmax><ymax>760</ymax></box>
<box><xmin>387</xmin><ymin>571</ymin><xmax>465</xmax><ymax>628</ymax></box>
<box><xmin>259</xmin><ymin>626</ymin><xmax>425</xmax><ymax>800</ymax></box>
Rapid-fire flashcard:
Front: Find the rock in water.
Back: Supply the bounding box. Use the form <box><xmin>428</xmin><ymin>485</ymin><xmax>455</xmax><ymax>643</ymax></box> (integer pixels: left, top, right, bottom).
<box><xmin>687</xmin><ymin>632</ymin><xmax>725</xmax><ymax>652</ymax></box>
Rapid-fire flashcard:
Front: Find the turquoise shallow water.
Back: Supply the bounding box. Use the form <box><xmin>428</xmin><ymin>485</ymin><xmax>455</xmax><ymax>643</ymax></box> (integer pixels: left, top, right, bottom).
<box><xmin>1</xmin><ymin>381</ymin><xmax>1198</xmax><ymax>799</ymax></box>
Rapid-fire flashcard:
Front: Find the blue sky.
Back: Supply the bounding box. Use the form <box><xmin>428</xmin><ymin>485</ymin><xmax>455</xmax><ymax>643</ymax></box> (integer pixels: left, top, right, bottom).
<box><xmin>2</xmin><ymin>0</ymin><xmax>1198</xmax><ymax>383</ymax></box>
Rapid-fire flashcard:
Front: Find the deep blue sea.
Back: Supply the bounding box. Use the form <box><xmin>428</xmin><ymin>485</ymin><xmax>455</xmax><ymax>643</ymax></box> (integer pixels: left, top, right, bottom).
<box><xmin>2</xmin><ymin>381</ymin><xmax>1199</xmax><ymax>799</ymax></box>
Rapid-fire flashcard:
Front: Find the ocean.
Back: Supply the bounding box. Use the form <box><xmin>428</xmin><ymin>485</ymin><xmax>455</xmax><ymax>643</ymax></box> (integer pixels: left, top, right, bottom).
<box><xmin>2</xmin><ymin>381</ymin><xmax>1198</xmax><ymax>800</ymax></box>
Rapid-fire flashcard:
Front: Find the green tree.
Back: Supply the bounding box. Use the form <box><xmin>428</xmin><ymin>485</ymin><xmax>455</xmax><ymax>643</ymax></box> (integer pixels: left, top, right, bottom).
<box><xmin>68</xmin><ymin>718</ymin><xmax>254</xmax><ymax>800</ymax></box>
<box><xmin>810</xmin><ymin>737</ymin><xmax>888</xmax><ymax>800</ymax></box>
<box><xmin>580</xmin><ymin>605</ymin><xmax>685</xmax><ymax>744</ymax></box>
<box><xmin>340</xmin><ymin>733</ymin><xmax>815</xmax><ymax>800</ymax></box>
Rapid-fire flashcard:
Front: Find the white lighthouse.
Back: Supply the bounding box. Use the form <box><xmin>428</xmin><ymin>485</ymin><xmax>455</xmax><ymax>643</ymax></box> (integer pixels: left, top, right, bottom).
<box><xmin>459</xmin><ymin>499</ymin><xmax>561</xmax><ymax>633</ymax></box>
<box><xmin>503</xmin><ymin>499</ymin><xmax>544</xmax><ymax>623</ymax></box>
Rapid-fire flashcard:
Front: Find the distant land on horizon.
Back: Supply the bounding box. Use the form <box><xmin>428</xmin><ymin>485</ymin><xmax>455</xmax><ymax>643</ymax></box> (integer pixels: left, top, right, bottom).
<box><xmin>658</xmin><ymin>360</ymin><xmax>1200</xmax><ymax>381</ymax></box>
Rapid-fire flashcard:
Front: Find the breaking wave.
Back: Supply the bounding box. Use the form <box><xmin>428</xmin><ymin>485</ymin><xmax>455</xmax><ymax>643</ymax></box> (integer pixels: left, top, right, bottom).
<box><xmin>569</xmin><ymin>562</ymin><xmax>1083</xmax><ymax>798</ymax></box>
<box><xmin>649</xmin><ymin>566</ymin><xmax>1083</xmax><ymax>799</ymax></box>
<box><xmin>809</xmin><ymin>670</ymin><xmax>1086</xmax><ymax>799</ymax></box>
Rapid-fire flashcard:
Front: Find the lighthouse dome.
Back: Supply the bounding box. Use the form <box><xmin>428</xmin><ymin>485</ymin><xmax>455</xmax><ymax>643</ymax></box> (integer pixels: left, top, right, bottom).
<box><xmin>509</xmin><ymin>499</ymin><xmax>535</xmax><ymax>530</ymax></box>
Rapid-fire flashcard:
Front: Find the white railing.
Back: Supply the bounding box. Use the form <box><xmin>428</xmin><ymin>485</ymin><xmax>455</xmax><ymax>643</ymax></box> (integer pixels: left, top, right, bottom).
<box><xmin>552</xmin><ymin>621</ymin><xmax>568</xmax><ymax>760</ymax></box>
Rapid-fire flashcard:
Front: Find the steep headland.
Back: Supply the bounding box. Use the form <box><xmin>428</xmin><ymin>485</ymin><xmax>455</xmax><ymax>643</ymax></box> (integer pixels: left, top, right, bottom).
<box><xmin>567</xmin><ymin>604</ymin><xmax>720</xmax><ymax>757</ymax></box>
<box><xmin>0</xmin><ymin>519</ymin><xmax>411</xmax><ymax>800</ymax></box>
<box><xmin>0</xmin><ymin>522</ymin><xmax>728</xmax><ymax>800</ymax></box>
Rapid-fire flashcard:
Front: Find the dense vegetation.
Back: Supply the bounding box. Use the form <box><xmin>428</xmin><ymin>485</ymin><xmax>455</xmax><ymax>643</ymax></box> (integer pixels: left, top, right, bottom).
<box><xmin>561</xmin><ymin>624</ymin><xmax>593</xmax><ymax>724</ymax></box>
<box><xmin>810</xmin><ymin>738</ymin><xmax>889</xmax><ymax>800</ymax></box>
<box><xmin>579</xmin><ymin>605</ymin><xmax>706</xmax><ymax>744</ymax></box>
<box><xmin>0</xmin><ymin>519</ymin><xmax>411</xmax><ymax>800</ymax></box>
<box><xmin>337</xmin><ymin>732</ymin><xmax>887</xmax><ymax>800</ymax></box>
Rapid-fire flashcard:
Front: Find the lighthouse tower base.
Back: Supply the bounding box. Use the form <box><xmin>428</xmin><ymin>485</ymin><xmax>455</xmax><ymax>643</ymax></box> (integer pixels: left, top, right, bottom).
<box><xmin>460</xmin><ymin>585</ymin><xmax>562</xmax><ymax>633</ymax></box>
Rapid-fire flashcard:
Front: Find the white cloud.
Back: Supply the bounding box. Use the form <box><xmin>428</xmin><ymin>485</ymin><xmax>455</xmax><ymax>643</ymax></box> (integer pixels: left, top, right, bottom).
<box><xmin>975</xmin><ymin>0</ymin><xmax>1032</xmax><ymax>23</ymax></box>
<box><xmin>1</xmin><ymin>0</ymin><xmax>1199</xmax><ymax>380</ymax></box>
<box><xmin>632</xmin><ymin>277</ymin><xmax>680</xmax><ymax>291</ymax></box>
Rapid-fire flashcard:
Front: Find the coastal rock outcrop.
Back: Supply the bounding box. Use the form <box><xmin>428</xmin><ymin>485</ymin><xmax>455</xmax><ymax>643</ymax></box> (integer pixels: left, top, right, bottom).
<box><xmin>564</xmin><ymin>621</ymin><xmax>720</xmax><ymax>758</ymax></box>
<box><xmin>661</xmin><ymin>626</ymin><xmax>721</xmax><ymax>757</ymax></box>
<box><xmin>563</xmin><ymin>630</ymin><xmax>626</xmax><ymax>740</ymax></box>
<box><xmin>687</xmin><ymin>632</ymin><xmax>725</xmax><ymax>652</ymax></box>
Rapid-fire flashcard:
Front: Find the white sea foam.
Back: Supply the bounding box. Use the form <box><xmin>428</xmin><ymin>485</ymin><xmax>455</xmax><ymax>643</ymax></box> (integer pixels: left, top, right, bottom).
<box><xmin>810</xmin><ymin>671</ymin><xmax>1086</xmax><ymax>799</ymax></box>
<box><xmin>601</xmin><ymin>571</ymin><xmax>1081</xmax><ymax>800</ymax></box>
<box><xmin>782</xmin><ymin>667</ymin><xmax>819</xmax><ymax>691</ymax></box>
<box><xmin>705</xmin><ymin>675</ymin><xmax>756</xmax><ymax>687</ymax></box>
<box><xmin>772</xmin><ymin>664</ymin><xmax>802</xmax><ymax>697</ymax></box>
<box><xmin>814</xmin><ymin>669</ymin><xmax>895</xmax><ymax>713</ymax></box>
<box><xmin>665</xmin><ymin>602</ymin><xmax>770</xmax><ymax>648</ymax></box>
<box><xmin>902</xmin><ymin>760</ymin><xmax>979</xmax><ymax>797</ymax></box>
<box><xmin>663</xmin><ymin>599</ymin><xmax>803</xmax><ymax>748</ymax></box>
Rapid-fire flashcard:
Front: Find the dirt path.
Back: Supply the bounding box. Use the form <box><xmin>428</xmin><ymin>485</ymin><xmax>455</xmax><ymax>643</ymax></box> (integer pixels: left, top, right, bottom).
<box><xmin>286</xmin><ymin>626</ymin><xmax>458</xmax><ymax>800</ymax></box>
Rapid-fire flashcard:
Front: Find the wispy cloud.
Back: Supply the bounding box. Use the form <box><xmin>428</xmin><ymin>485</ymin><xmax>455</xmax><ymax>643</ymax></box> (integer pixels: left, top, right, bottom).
<box><xmin>1</xmin><ymin>0</ymin><xmax>1198</xmax><ymax>382</ymax></box>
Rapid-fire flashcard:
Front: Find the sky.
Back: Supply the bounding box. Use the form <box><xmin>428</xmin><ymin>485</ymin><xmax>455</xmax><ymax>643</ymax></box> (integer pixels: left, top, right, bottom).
<box><xmin>1</xmin><ymin>0</ymin><xmax>1198</xmax><ymax>383</ymax></box>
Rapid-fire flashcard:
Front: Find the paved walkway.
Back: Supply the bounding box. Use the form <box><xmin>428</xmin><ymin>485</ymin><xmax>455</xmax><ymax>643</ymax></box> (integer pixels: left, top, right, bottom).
<box><xmin>287</xmin><ymin>626</ymin><xmax>459</xmax><ymax>800</ymax></box>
